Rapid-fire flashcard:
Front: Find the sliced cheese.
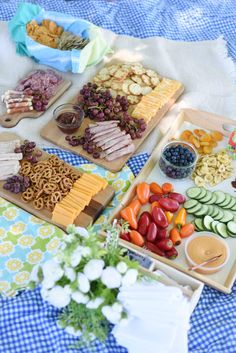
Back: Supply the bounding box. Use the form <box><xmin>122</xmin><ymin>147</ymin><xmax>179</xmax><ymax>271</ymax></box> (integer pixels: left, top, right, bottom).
<box><xmin>51</xmin><ymin>213</ymin><xmax>75</xmax><ymax>227</ymax></box>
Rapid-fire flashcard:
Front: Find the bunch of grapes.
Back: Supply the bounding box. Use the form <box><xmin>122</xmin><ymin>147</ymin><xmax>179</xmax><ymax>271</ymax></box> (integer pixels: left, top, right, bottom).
<box><xmin>78</xmin><ymin>83</ymin><xmax>147</xmax><ymax>139</ymax></box>
<box><xmin>3</xmin><ymin>175</ymin><xmax>31</xmax><ymax>194</ymax></box>
<box><xmin>15</xmin><ymin>140</ymin><xmax>42</xmax><ymax>163</ymax></box>
<box><xmin>65</xmin><ymin>135</ymin><xmax>101</xmax><ymax>159</ymax></box>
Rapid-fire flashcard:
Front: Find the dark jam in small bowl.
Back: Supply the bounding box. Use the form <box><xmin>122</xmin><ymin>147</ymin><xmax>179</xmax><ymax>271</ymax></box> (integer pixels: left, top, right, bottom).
<box><xmin>54</xmin><ymin>104</ymin><xmax>84</xmax><ymax>134</ymax></box>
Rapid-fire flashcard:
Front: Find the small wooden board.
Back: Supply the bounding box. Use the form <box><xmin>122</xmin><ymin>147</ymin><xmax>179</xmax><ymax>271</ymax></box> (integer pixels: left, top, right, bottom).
<box><xmin>0</xmin><ymin>77</ymin><xmax>72</xmax><ymax>128</ymax></box>
<box><xmin>40</xmin><ymin>80</ymin><xmax>184</xmax><ymax>173</ymax></box>
<box><xmin>109</xmin><ymin>109</ymin><xmax>236</xmax><ymax>293</ymax></box>
<box><xmin>0</xmin><ymin>133</ymin><xmax>115</xmax><ymax>230</ymax></box>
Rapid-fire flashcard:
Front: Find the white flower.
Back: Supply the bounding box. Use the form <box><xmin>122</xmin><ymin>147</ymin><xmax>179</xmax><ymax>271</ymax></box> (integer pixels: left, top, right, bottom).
<box><xmin>84</xmin><ymin>259</ymin><xmax>104</xmax><ymax>281</ymax></box>
<box><xmin>112</xmin><ymin>302</ymin><xmax>123</xmax><ymax>313</ymax></box>
<box><xmin>70</xmin><ymin>251</ymin><xmax>82</xmax><ymax>268</ymax></box>
<box><xmin>122</xmin><ymin>269</ymin><xmax>138</xmax><ymax>287</ymax></box>
<box><xmin>65</xmin><ymin>326</ymin><xmax>82</xmax><ymax>337</ymax></box>
<box><xmin>64</xmin><ymin>266</ymin><xmax>76</xmax><ymax>282</ymax></box>
<box><xmin>71</xmin><ymin>291</ymin><xmax>89</xmax><ymax>304</ymax></box>
<box><xmin>116</xmin><ymin>262</ymin><xmax>128</xmax><ymax>274</ymax></box>
<box><xmin>75</xmin><ymin>227</ymin><xmax>89</xmax><ymax>238</ymax></box>
<box><xmin>101</xmin><ymin>266</ymin><xmax>122</xmax><ymax>289</ymax></box>
<box><xmin>46</xmin><ymin>285</ymin><xmax>71</xmax><ymax>308</ymax></box>
<box><xmin>81</xmin><ymin>246</ymin><xmax>91</xmax><ymax>257</ymax></box>
<box><xmin>86</xmin><ymin>297</ymin><xmax>104</xmax><ymax>309</ymax></box>
<box><xmin>102</xmin><ymin>305</ymin><xmax>121</xmax><ymax>324</ymax></box>
<box><xmin>30</xmin><ymin>264</ymin><xmax>40</xmax><ymax>282</ymax></box>
<box><xmin>41</xmin><ymin>277</ymin><xmax>55</xmax><ymax>290</ymax></box>
<box><xmin>120</xmin><ymin>318</ymin><xmax>129</xmax><ymax>327</ymax></box>
<box><xmin>42</xmin><ymin>259</ymin><xmax>64</xmax><ymax>282</ymax></box>
<box><xmin>77</xmin><ymin>273</ymin><xmax>90</xmax><ymax>293</ymax></box>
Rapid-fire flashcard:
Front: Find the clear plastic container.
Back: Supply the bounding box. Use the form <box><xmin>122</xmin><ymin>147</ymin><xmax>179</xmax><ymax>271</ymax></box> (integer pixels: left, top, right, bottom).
<box><xmin>159</xmin><ymin>141</ymin><xmax>198</xmax><ymax>179</ymax></box>
<box><xmin>54</xmin><ymin>103</ymin><xmax>84</xmax><ymax>134</ymax></box>
<box><xmin>185</xmin><ymin>232</ymin><xmax>230</xmax><ymax>274</ymax></box>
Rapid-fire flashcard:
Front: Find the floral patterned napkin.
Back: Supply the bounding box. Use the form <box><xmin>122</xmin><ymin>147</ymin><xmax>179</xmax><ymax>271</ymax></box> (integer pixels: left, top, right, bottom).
<box><xmin>0</xmin><ymin>164</ymin><xmax>134</xmax><ymax>296</ymax></box>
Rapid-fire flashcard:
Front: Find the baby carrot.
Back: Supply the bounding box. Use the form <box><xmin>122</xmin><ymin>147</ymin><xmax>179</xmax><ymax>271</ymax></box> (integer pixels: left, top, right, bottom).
<box><xmin>162</xmin><ymin>182</ymin><xmax>174</xmax><ymax>194</ymax></box>
<box><xmin>169</xmin><ymin>227</ymin><xmax>182</xmax><ymax>246</ymax></box>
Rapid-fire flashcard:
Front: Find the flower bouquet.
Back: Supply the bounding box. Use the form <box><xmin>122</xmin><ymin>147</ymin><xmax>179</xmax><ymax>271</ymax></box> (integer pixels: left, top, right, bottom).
<box><xmin>30</xmin><ymin>222</ymin><xmax>139</xmax><ymax>342</ymax></box>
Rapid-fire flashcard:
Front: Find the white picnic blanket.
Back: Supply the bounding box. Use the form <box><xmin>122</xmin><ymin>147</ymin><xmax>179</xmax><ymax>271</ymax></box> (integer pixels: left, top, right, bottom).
<box><xmin>1</xmin><ymin>20</ymin><xmax>236</xmax><ymax>155</ymax></box>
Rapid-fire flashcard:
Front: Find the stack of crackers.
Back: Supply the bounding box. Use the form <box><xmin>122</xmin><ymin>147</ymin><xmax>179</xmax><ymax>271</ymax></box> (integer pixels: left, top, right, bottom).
<box><xmin>131</xmin><ymin>78</ymin><xmax>183</xmax><ymax>123</ymax></box>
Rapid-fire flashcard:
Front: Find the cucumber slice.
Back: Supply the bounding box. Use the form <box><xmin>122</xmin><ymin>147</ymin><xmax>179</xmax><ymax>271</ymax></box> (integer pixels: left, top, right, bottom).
<box><xmin>220</xmin><ymin>210</ymin><xmax>234</xmax><ymax>223</ymax></box>
<box><xmin>194</xmin><ymin>205</ymin><xmax>209</xmax><ymax>217</ymax></box>
<box><xmin>211</xmin><ymin>206</ymin><xmax>220</xmax><ymax>219</ymax></box>
<box><xmin>223</xmin><ymin>197</ymin><xmax>236</xmax><ymax>210</ymax></box>
<box><xmin>218</xmin><ymin>194</ymin><xmax>232</xmax><ymax>208</ymax></box>
<box><xmin>207</xmin><ymin>205</ymin><xmax>214</xmax><ymax>217</ymax></box>
<box><xmin>205</xmin><ymin>193</ymin><xmax>217</xmax><ymax>205</ymax></box>
<box><xmin>184</xmin><ymin>199</ymin><xmax>199</xmax><ymax>210</ymax></box>
<box><xmin>231</xmin><ymin>201</ymin><xmax>236</xmax><ymax>211</ymax></box>
<box><xmin>214</xmin><ymin>209</ymin><xmax>225</xmax><ymax>221</ymax></box>
<box><xmin>194</xmin><ymin>218</ymin><xmax>204</xmax><ymax>231</ymax></box>
<box><xmin>199</xmin><ymin>191</ymin><xmax>213</xmax><ymax>203</ymax></box>
<box><xmin>227</xmin><ymin>231</ymin><xmax>236</xmax><ymax>238</ymax></box>
<box><xmin>203</xmin><ymin>215</ymin><xmax>214</xmax><ymax>231</ymax></box>
<box><xmin>233</xmin><ymin>214</ymin><xmax>236</xmax><ymax>223</ymax></box>
<box><xmin>211</xmin><ymin>220</ymin><xmax>220</xmax><ymax>233</ymax></box>
<box><xmin>197</xmin><ymin>188</ymin><xmax>207</xmax><ymax>200</ymax></box>
<box><xmin>214</xmin><ymin>191</ymin><xmax>226</xmax><ymax>205</ymax></box>
<box><xmin>227</xmin><ymin>221</ymin><xmax>236</xmax><ymax>235</ymax></box>
<box><xmin>216</xmin><ymin>223</ymin><xmax>229</xmax><ymax>238</ymax></box>
<box><xmin>186</xmin><ymin>203</ymin><xmax>202</xmax><ymax>214</ymax></box>
<box><xmin>186</xmin><ymin>187</ymin><xmax>202</xmax><ymax>199</ymax></box>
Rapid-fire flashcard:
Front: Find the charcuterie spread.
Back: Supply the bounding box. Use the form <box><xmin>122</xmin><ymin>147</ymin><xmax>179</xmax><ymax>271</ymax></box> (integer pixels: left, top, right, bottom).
<box><xmin>40</xmin><ymin>61</ymin><xmax>184</xmax><ymax>171</ymax></box>
<box><xmin>0</xmin><ymin>135</ymin><xmax>115</xmax><ymax>229</ymax></box>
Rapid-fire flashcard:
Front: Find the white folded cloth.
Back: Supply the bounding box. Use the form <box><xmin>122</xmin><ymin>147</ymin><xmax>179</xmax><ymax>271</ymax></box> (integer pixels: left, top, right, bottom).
<box><xmin>113</xmin><ymin>279</ymin><xmax>190</xmax><ymax>353</ymax></box>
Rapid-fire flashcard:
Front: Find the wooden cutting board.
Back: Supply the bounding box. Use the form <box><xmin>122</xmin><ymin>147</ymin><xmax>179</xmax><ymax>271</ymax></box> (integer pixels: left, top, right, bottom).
<box><xmin>0</xmin><ymin>133</ymin><xmax>115</xmax><ymax>230</ymax></box>
<box><xmin>40</xmin><ymin>84</ymin><xmax>184</xmax><ymax>173</ymax></box>
<box><xmin>0</xmin><ymin>78</ymin><xmax>72</xmax><ymax>128</ymax></box>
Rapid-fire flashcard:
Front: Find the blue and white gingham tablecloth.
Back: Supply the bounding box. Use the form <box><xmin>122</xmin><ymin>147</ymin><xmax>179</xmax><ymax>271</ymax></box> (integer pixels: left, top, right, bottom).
<box><xmin>0</xmin><ymin>1</ymin><xmax>236</xmax><ymax>352</ymax></box>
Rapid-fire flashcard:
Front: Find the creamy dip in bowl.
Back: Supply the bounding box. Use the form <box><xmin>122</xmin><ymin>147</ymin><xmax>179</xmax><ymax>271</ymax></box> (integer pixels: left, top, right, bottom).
<box><xmin>185</xmin><ymin>232</ymin><xmax>230</xmax><ymax>274</ymax></box>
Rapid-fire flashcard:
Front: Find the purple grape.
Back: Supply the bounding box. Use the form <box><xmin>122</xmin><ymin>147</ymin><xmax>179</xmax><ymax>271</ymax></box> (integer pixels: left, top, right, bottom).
<box><xmin>65</xmin><ymin>135</ymin><xmax>71</xmax><ymax>141</ymax></box>
<box><xmin>31</xmin><ymin>156</ymin><xmax>38</xmax><ymax>163</ymax></box>
<box><xmin>26</xmin><ymin>155</ymin><xmax>33</xmax><ymax>161</ymax></box>
<box><xmin>93</xmin><ymin>151</ymin><xmax>100</xmax><ymax>159</ymax></box>
<box><xmin>3</xmin><ymin>183</ymin><xmax>11</xmax><ymax>190</ymax></box>
<box><xmin>35</xmin><ymin>150</ymin><xmax>43</xmax><ymax>157</ymax></box>
<box><xmin>140</xmin><ymin>124</ymin><xmax>146</xmax><ymax>131</ymax></box>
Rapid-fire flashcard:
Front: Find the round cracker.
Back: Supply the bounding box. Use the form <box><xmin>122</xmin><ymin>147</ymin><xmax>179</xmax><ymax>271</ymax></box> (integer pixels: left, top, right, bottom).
<box><xmin>99</xmin><ymin>67</ymin><xmax>110</xmax><ymax>76</ymax></box>
<box><xmin>141</xmin><ymin>86</ymin><xmax>152</xmax><ymax>95</ymax></box>
<box><xmin>127</xmin><ymin>95</ymin><xmax>140</xmax><ymax>104</ymax></box>
<box><xmin>151</xmin><ymin>77</ymin><xmax>160</xmax><ymax>86</ymax></box>
<box><xmin>122</xmin><ymin>82</ymin><xmax>131</xmax><ymax>94</ymax></box>
<box><xmin>141</xmin><ymin>74</ymin><xmax>151</xmax><ymax>86</ymax></box>
<box><xmin>129</xmin><ymin>83</ymin><xmax>142</xmax><ymax>96</ymax></box>
<box><xmin>146</xmin><ymin>69</ymin><xmax>158</xmax><ymax>78</ymax></box>
<box><xmin>131</xmin><ymin>75</ymin><xmax>143</xmax><ymax>84</ymax></box>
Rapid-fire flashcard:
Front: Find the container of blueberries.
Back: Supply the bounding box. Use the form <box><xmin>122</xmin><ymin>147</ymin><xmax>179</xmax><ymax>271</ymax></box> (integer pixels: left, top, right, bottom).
<box><xmin>159</xmin><ymin>141</ymin><xmax>198</xmax><ymax>179</ymax></box>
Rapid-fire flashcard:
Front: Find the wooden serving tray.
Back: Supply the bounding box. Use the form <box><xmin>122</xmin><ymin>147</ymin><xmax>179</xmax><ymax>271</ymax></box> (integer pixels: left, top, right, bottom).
<box><xmin>40</xmin><ymin>66</ymin><xmax>184</xmax><ymax>172</ymax></box>
<box><xmin>0</xmin><ymin>75</ymin><xmax>72</xmax><ymax>128</ymax></box>
<box><xmin>109</xmin><ymin>108</ymin><xmax>236</xmax><ymax>293</ymax></box>
<box><xmin>0</xmin><ymin>133</ymin><xmax>115</xmax><ymax>230</ymax></box>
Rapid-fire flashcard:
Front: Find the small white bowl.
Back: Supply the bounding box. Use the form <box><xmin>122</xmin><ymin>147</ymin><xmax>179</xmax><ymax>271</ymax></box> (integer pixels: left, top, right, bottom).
<box><xmin>184</xmin><ymin>232</ymin><xmax>230</xmax><ymax>274</ymax></box>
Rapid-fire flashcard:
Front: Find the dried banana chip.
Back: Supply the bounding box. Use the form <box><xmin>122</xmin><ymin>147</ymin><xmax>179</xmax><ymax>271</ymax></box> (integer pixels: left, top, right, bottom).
<box><xmin>195</xmin><ymin>176</ymin><xmax>205</xmax><ymax>187</ymax></box>
<box><xmin>204</xmin><ymin>174</ymin><xmax>213</xmax><ymax>182</ymax></box>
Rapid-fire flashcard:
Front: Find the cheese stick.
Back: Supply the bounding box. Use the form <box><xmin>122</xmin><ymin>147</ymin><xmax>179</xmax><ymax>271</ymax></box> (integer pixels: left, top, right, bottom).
<box><xmin>0</xmin><ymin>153</ymin><xmax>23</xmax><ymax>161</ymax></box>
<box><xmin>0</xmin><ymin>140</ymin><xmax>21</xmax><ymax>153</ymax></box>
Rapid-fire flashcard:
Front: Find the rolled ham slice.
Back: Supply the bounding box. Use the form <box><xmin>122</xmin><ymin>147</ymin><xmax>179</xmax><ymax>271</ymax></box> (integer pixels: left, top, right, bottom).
<box><xmin>102</xmin><ymin>139</ymin><xmax>133</xmax><ymax>156</ymax></box>
<box><xmin>89</xmin><ymin>122</ymin><xmax>119</xmax><ymax>134</ymax></box>
<box><xmin>101</xmin><ymin>135</ymin><xmax>131</xmax><ymax>151</ymax></box>
<box><xmin>90</xmin><ymin>127</ymin><xmax>119</xmax><ymax>139</ymax></box>
<box><xmin>5</xmin><ymin>97</ymin><xmax>33</xmax><ymax>104</ymax></box>
<box><xmin>105</xmin><ymin>144</ymin><xmax>135</xmax><ymax>161</ymax></box>
<box><xmin>96</xmin><ymin>131</ymin><xmax>126</xmax><ymax>146</ymax></box>
<box><xmin>6</xmin><ymin>102</ymin><xmax>32</xmax><ymax>109</ymax></box>
<box><xmin>7</xmin><ymin>106</ymin><xmax>33</xmax><ymax>114</ymax></box>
